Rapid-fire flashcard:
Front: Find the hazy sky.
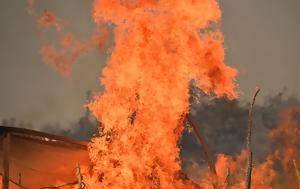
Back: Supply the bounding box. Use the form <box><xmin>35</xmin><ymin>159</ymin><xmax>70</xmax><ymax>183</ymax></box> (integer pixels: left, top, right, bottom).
<box><xmin>1</xmin><ymin>0</ymin><xmax>300</xmax><ymax>127</ymax></box>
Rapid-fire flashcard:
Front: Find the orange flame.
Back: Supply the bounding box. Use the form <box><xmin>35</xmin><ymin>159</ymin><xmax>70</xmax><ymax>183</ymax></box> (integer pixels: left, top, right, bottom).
<box><xmin>196</xmin><ymin>107</ymin><xmax>300</xmax><ymax>189</ymax></box>
<box><xmin>26</xmin><ymin>0</ymin><xmax>35</xmax><ymax>15</ymax></box>
<box><xmin>40</xmin><ymin>29</ymin><xmax>108</xmax><ymax>76</ymax></box>
<box><xmin>27</xmin><ymin>1</ymin><xmax>300</xmax><ymax>188</ymax></box>
<box><xmin>37</xmin><ymin>9</ymin><xmax>62</xmax><ymax>31</ymax></box>
<box><xmin>84</xmin><ymin>0</ymin><xmax>237</xmax><ymax>188</ymax></box>
<box><xmin>27</xmin><ymin>0</ymin><xmax>109</xmax><ymax>77</ymax></box>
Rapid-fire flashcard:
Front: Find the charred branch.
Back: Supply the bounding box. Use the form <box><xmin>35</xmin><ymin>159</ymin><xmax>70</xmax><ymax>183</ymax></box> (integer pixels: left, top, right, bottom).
<box><xmin>244</xmin><ymin>87</ymin><xmax>260</xmax><ymax>189</ymax></box>
<box><xmin>186</xmin><ymin>115</ymin><xmax>219</xmax><ymax>189</ymax></box>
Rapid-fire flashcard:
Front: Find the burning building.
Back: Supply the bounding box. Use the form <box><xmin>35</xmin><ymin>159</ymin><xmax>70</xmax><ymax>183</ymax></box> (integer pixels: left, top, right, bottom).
<box><xmin>0</xmin><ymin>126</ymin><xmax>89</xmax><ymax>188</ymax></box>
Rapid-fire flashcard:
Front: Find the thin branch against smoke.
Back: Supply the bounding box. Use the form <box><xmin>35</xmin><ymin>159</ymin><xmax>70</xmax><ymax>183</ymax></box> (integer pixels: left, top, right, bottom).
<box><xmin>245</xmin><ymin>87</ymin><xmax>260</xmax><ymax>189</ymax></box>
<box><xmin>186</xmin><ymin>116</ymin><xmax>219</xmax><ymax>189</ymax></box>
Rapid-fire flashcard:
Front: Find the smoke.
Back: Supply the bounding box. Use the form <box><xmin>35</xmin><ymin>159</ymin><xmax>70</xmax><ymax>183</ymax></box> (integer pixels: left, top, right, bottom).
<box><xmin>1</xmin><ymin>91</ymin><xmax>99</xmax><ymax>141</ymax></box>
<box><xmin>181</xmin><ymin>89</ymin><xmax>299</xmax><ymax>163</ymax></box>
<box><xmin>40</xmin><ymin>109</ymin><xmax>99</xmax><ymax>141</ymax></box>
<box><xmin>38</xmin><ymin>90</ymin><xmax>99</xmax><ymax>141</ymax></box>
<box><xmin>3</xmin><ymin>90</ymin><xmax>297</xmax><ymax>154</ymax></box>
<box><xmin>180</xmin><ymin>90</ymin><xmax>300</xmax><ymax>188</ymax></box>
<box><xmin>1</xmin><ymin>107</ymin><xmax>99</xmax><ymax>141</ymax></box>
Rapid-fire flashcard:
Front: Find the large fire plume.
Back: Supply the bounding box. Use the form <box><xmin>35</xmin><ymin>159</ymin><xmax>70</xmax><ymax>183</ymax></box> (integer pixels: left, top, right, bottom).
<box><xmin>26</xmin><ymin>1</ymin><xmax>300</xmax><ymax>189</ymax></box>
<box><xmin>29</xmin><ymin>0</ymin><xmax>238</xmax><ymax>188</ymax></box>
<box><xmin>84</xmin><ymin>1</ymin><xmax>237</xmax><ymax>188</ymax></box>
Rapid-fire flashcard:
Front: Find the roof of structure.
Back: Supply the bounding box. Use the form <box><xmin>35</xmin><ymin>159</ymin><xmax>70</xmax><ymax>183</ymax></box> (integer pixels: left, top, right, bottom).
<box><xmin>0</xmin><ymin>126</ymin><xmax>90</xmax><ymax>189</ymax></box>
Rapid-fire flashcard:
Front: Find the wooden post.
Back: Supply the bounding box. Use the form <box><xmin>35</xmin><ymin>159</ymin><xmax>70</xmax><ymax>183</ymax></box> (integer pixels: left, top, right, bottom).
<box><xmin>2</xmin><ymin>133</ymin><xmax>11</xmax><ymax>189</ymax></box>
<box><xmin>76</xmin><ymin>163</ymin><xmax>82</xmax><ymax>189</ymax></box>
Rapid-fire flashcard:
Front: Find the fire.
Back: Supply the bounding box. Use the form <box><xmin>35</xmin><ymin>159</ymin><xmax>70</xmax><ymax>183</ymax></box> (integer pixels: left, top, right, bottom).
<box><xmin>23</xmin><ymin>0</ymin><xmax>300</xmax><ymax>188</ymax></box>
<box><xmin>84</xmin><ymin>0</ymin><xmax>237</xmax><ymax>188</ymax></box>
<box><xmin>37</xmin><ymin>9</ymin><xmax>62</xmax><ymax>31</ymax></box>
<box><xmin>40</xmin><ymin>29</ymin><xmax>108</xmax><ymax>76</ymax></box>
<box><xmin>29</xmin><ymin>0</ymin><xmax>238</xmax><ymax>188</ymax></box>
<box><xmin>196</xmin><ymin>107</ymin><xmax>300</xmax><ymax>189</ymax></box>
<box><xmin>27</xmin><ymin>0</ymin><xmax>108</xmax><ymax>77</ymax></box>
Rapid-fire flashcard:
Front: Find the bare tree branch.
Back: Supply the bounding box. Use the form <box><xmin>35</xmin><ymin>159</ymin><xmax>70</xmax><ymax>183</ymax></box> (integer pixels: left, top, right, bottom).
<box><xmin>245</xmin><ymin>87</ymin><xmax>260</xmax><ymax>189</ymax></box>
<box><xmin>187</xmin><ymin>115</ymin><xmax>219</xmax><ymax>189</ymax></box>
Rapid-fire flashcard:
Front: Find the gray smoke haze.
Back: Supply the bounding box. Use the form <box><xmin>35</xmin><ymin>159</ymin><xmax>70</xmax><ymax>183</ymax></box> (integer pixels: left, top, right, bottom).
<box><xmin>1</xmin><ymin>91</ymin><xmax>100</xmax><ymax>141</ymax></box>
<box><xmin>180</xmin><ymin>89</ymin><xmax>300</xmax><ymax>170</ymax></box>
